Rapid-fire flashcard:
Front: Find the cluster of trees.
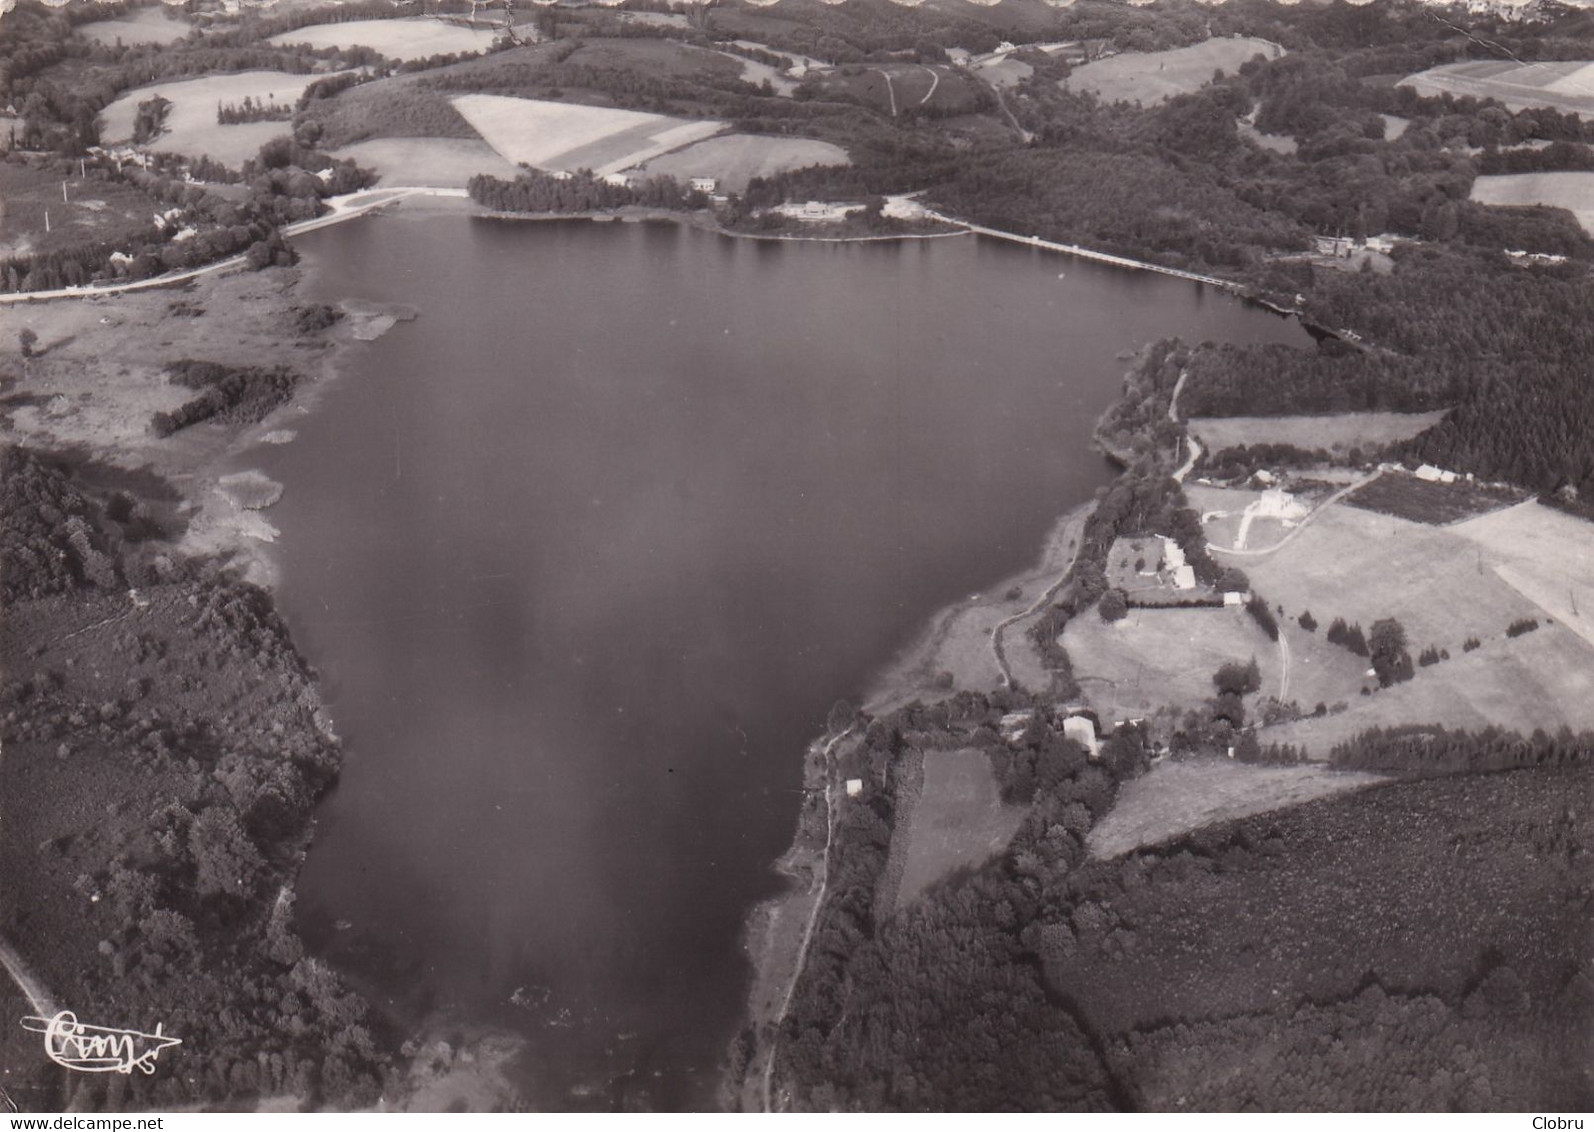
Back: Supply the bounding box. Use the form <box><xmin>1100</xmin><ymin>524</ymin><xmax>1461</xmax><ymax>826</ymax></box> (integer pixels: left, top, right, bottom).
<box><xmin>1368</xmin><ymin>617</ymin><xmax>1415</xmax><ymax>687</ymax></box>
<box><xmin>1418</xmin><ymin>644</ymin><xmax>1449</xmax><ymax>666</ymax></box>
<box><xmin>151</xmin><ymin>360</ymin><xmax>300</xmax><ymax>438</ymax></box>
<box><xmin>0</xmin><ymin>447</ymin><xmax>115</xmax><ymax>602</ymax></box>
<box><xmin>131</xmin><ymin>94</ymin><xmax>171</xmax><ymax>145</ymax></box>
<box><xmin>1246</xmin><ymin>594</ymin><xmax>1280</xmax><ymax>641</ymax></box>
<box><xmin>216</xmin><ymin>95</ymin><xmax>293</xmax><ymax>125</ymax></box>
<box><xmin>1330</xmin><ymin>724</ymin><xmax>1592</xmax><ymax>775</ymax></box>
<box><xmin>1326</xmin><ymin>615</ymin><xmax>1370</xmax><ymax>656</ymax></box>
<box><xmin>466</xmin><ymin>169</ymin><xmax>705</xmax><ymax>214</ymax></box>
<box><xmin>1204</xmin><ymin>442</ymin><xmax>1341</xmax><ymax>479</ymax></box>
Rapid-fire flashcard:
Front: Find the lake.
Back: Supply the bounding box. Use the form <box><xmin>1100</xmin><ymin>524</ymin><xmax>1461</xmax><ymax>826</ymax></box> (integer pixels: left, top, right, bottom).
<box><xmin>257</xmin><ymin>213</ymin><xmax>1308</xmax><ymax>1110</ymax></box>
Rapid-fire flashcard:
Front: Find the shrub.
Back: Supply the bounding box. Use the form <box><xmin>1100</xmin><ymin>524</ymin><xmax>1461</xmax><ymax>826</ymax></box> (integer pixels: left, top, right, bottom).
<box><xmin>1298</xmin><ymin>609</ymin><xmax>1318</xmax><ymax>632</ymax></box>
<box><xmin>1506</xmin><ymin>618</ymin><xmax>1540</xmax><ymax>638</ymax></box>
<box><xmin>1099</xmin><ymin>588</ymin><xmax>1129</xmax><ymax>622</ymax></box>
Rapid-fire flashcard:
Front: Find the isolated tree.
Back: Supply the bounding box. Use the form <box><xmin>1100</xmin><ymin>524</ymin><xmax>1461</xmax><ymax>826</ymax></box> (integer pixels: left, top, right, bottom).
<box><xmin>1098</xmin><ymin>588</ymin><xmax>1128</xmax><ymax>622</ymax></box>
<box><xmin>18</xmin><ymin>328</ymin><xmax>36</xmax><ymax>358</ymax></box>
<box><xmin>1369</xmin><ymin>617</ymin><xmax>1412</xmax><ymax>686</ymax></box>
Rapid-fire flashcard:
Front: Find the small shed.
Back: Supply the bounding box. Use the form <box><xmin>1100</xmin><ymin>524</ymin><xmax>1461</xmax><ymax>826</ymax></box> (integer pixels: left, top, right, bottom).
<box><xmin>845</xmin><ymin>779</ymin><xmax>863</xmax><ymax>797</ymax></box>
<box><xmin>1223</xmin><ymin>591</ymin><xmax>1245</xmax><ymax>607</ymax></box>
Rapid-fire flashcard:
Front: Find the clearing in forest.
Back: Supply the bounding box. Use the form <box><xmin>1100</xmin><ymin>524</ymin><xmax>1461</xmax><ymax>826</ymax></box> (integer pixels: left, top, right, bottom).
<box><xmin>886</xmin><ymin>748</ymin><xmax>1025</xmax><ymax>912</ymax></box>
<box><xmin>451</xmin><ymin>95</ymin><xmax>723</xmax><ymax>176</ymax></box>
<box><xmin>1401</xmin><ymin>60</ymin><xmax>1594</xmax><ymax>115</ymax></box>
<box><xmin>79</xmin><ymin>7</ymin><xmax>192</xmax><ymax>46</ymax></box>
<box><xmin>1471</xmin><ymin>172</ymin><xmax>1594</xmax><ymax>235</ymax></box>
<box><xmin>1188</xmin><ymin>410</ymin><xmax>1447</xmax><ymax>458</ymax></box>
<box><xmin>1065</xmin><ymin>37</ymin><xmax>1284</xmax><ymax>105</ymax></box>
<box><xmin>1087</xmin><ymin>757</ymin><xmax>1385</xmax><ymax>859</ymax></box>
<box><xmin>99</xmin><ymin>72</ymin><xmax>329</xmax><ymax>167</ymax></box>
<box><xmin>268</xmin><ymin>19</ymin><xmax>499</xmax><ymax>63</ymax></box>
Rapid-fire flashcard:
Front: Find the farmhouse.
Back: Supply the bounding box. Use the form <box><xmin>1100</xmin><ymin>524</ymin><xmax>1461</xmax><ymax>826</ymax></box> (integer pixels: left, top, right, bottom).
<box><xmin>689</xmin><ymin>176</ymin><xmax>719</xmax><ymax>193</ymax></box>
<box><xmin>1172</xmin><ymin>564</ymin><xmax>1197</xmax><ymax>590</ymax></box>
<box><xmin>1414</xmin><ymin>464</ymin><xmax>1459</xmax><ymax>484</ymax></box>
<box><xmin>770</xmin><ymin>200</ymin><xmax>865</xmax><ymax>223</ymax></box>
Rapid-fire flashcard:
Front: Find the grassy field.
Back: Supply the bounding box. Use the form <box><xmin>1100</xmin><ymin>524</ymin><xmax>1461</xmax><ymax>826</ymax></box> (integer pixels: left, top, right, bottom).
<box><xmin>891</xmin><ymin>748</ymin><xmax>1025</xmax><ymax>911</ymax></box>
<box><xmin>1061</xmin><ymin>605</ymin><xmax>1280</xmax><ymax>724</ymax></box>
<box><xmin>332</xmin><ymin>137</ymin><xmax>520</xmax><ymax>188</ymax></box>
<box><xmin>1237</xmin><ymin>121</ymin><xmax>1297</xmax><ymax>154</ymax></box>
<box><xmin>99</xmin><ymin>71</ymin><xmax>329</xmax><ymax>167</ymax></box>
<box><xmin>801</xmin><ymin>63</ymin><xmax>987</xmax><ymax>117</ymax></box>
<box><xmin>1471</xmin><ymin>172</ymin><xmax>1594</xmax><ymax>235</ymax></box>
<box><xmin>1087</xmin><ymin>756</ymin><xmax>1385</xmax><ymax>859</ymax></box>
<box><xmin>0</xmin><ymin>160</ymin><xmax>164</xmax><ymax>260</ymax></box>
<box><xmin>1451</xmin><ymin>501</ymin><xmax>1594</xmax><ymax>651</ymax></box>
<box><xmin>451</xmin><ymin>94</ymin><xmax>723</xmax><ymax>176</ymax></box>
<box><xmin>1188</xmin><ymin>410</ymin><xmax>1447</xmax><ymax>457</ymax></box>
<box><xmin>1220</xmin><ymin>499</ymin><xmax>1594</xmax><ymax>755</ymax></box>
<box><xmin>79</xmin><ymin>6</ymin><xmax>193</xmax><ymax>46</ymax></box>
<box><xmin>1401</xmin><ymin>59</ymin><xmax>1594</xmax><ymax>115</ymax></box>
<box><xmin>1065</xmin><ymin>36</ymin><xmax>1284</xmax><ymax>105</ymax></box>
<box><xmin>1346</xmin><ymin>470</ymin><xmax>1523</xmax><ymax>525</ymax></box>
<box><xmin>627</xmin><ymin>134</ymin><xmax>849</xmax><ymax>193</ymax></box>
<box><xmin>268</xmin><ymin>18</ymin><xmax>498</xmax><ymax>63</ymax></box>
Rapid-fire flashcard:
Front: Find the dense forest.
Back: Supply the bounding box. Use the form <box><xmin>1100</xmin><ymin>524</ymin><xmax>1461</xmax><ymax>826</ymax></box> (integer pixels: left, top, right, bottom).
<box><xmin>0</xmin><ymin>449</ymin><xmax>387</xmax><ymax>1110</ymax></box>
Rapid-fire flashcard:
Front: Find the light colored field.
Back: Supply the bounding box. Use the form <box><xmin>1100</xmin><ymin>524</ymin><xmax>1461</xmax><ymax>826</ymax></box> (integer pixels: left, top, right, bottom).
<box><xmin>1401</xmin><ymin>60</ymin><xmax>1594</xmax><ymax>115</ymax></box>
<box><xmin>1471</xmin><ymin>172</ymin><xmax>1594</xmax><ymax>235</ymax></box>
<box><xmin>626</xmin><ymin>134</ymin><xmax>849</xmax><ymax>193</ymax></box>
<box><xmin>1237</xmin><ymin>503</ymin><xmax>1541</xmax><ymax>655</ymax></box>
<box><xmin>451</xmin><ymin>95</ymin><xmax>723</xmax><ymax>176</ymax></box>
<box><xmin>1450</xmin><ymin>501</ymin><xmax>1594</xmax><ymax>651</ymax></box>
<box><xmin>1219</xmin><ymin>498</ymin><xmax>1594</xmax><ymax>755</ymax></box>
<box><xmin>1062</xmin><ymin>605</ymin><xmax>1279</xmax><ymax>724</ymax></box>
<box><xmin>331</xmin><ymin>137</ymin><xmax>520</xmax><ymax>188</ymax></box>
<box><xmin>1262</xmin><ymin>624</ymin><xmax>1594</xmax><ymax>755</ymax></box>
<box><xmin>976</xmin><ymin>56</ymin><xmax>1033</xmax><ymax>90</ymax></box>
<box><xmin>268</xmin><ymin>18</ymin><xmax>497</xmax><ymax>63</ymax></box>
<box><xmin>895</xmin><ymin>749</ymin><xmax>1025</xmax><ymax>909</ymax></box>
<box><xmin>80</xmin><ymin>7</ymin><xmax>192</xmax><ymax>46</ymax></box>
<box><xmin>1381</xmin><ymin>114</ymin><xmax>1409</xmax><ymax>140</ymax></box>
<box><xmin>1088</xmin><ymin>757</ymin><xmax>1386</xmax><ymax>859</ymax></box>
<box><xmin>99</xmin><ymin>71</ymin><xmax>328</xmax><ymax>167</ymax></box>
<box><xmin>1065</xmin><ymin>37</ymin><xmax>1284</xmax><ymax>105</ymax></box>
<box><xmin>1188</xmin><ymin>410</ymin><xmax>1447</xmax><ymax>456</ymax></box>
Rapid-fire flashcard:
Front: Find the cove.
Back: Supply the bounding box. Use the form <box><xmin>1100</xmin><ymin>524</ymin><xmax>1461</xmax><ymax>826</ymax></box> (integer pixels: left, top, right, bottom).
<box><xmin>253</xmin><ymin>213</ymin><xmax>1308</xmax><ymax>1110</ymax></box>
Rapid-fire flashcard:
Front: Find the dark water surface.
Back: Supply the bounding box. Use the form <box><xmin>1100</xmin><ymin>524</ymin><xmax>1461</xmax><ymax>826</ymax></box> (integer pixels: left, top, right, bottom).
<box><xmin>259</xmin><ymin>214</ymin><xmax>1306</xmax><ymax>1109</ymax></box>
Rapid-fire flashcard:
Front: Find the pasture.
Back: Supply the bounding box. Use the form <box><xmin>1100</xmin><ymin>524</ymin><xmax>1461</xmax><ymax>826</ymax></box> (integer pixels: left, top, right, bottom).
<box><xmin>1087</xmin><ymin>757</ymin><xmax>1385</xmax><ymax>859</ymax></box>
<box><xmin>1061</xmin><ymin>605</ymin><xmax>1279</xmax><ymax>724</ymax></box>
<box><xmin>267</xmin><ymin>18</ymin><xmax>498</xmax><ymax>63</ymax></box>
<box><xmin>1450</xmin><ymin>501</ymin><xmax>1594</xmax><ymax>651</ymax></box>
<box><xmin>627</xmin><ymin>134</ymin><xmax>849</xmax><ymax>193</ymax></box>
<box><xmin>1238</xmin><ymin>121</ymin><xmax>1297</xmax><ymax>154</ymax></box>
<box><xmin>890</xmin><ymin>748</ymin><xmax>1025</xmax><ymax>911</ymax></box>
<box><xmin>79</xmin><ymin>7</ymin><xmax>192</xmax><ymax>46</ymax></box>
<box><xmin>1189</xmin><ymin>410</ymin><xmax>1446</xmax><ymax>457</ymax></box>
<box><xmin>1471</xmin><ymin>172</ymin><xmax>1594</xmax><ymax>235</ymax></box>
<box><xmin>99</xmin><ymin>71</ymin><xmax>327</xmax><ymax>167</ymax></box>
<box><xmin>0</xmin><ymin>160</ymin><xmax>162</xmax><ymax>260</ymax></box>
<box><xmin>1261</xmin><ymin>623</ymin><xmax>1594</xmax><ymax>756</ymax></box>
<box><xmin>1400</xmin><ymin>60</ymin><xmax>1594</xmax><ymax>115</ymax></box>
<box><xmin>1065</xmin><ymin>36</ymin><xmax>1284</xmax><ymax>105</ymax></box>
<box><xmin>331</xmin><ymin>138</ymin><xmax>520</xmax><ymax>188</ymax></box>
<box><xmin>451</xmin><ymin>94</ymin><xmax>723</xmax><ymax>176</ymax></box>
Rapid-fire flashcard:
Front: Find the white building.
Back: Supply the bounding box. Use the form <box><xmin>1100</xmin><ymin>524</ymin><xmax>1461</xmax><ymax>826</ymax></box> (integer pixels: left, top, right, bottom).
<box><xmin>1160</xmin><ymin>537</ymin><xmax>1186</xmax><ymax>572</ymax></box>
<box><xmin>689</xmin><ymin>176</ymin><xmax>719</xmax><ymax>193</ymax></box>
<box><xmin>1062</xmin><ymin>715</ymin><xmax>1099</xmax><ymax>759</ymax></box>
<box><xmin>1172</xmin><ymin>565</ymin><xmax>1197</xmax><ymax>590</ymax></box>
<box><xmin>845</xmin><ymin>779</ymin><xmax>863</xmax><ymax>797</ymax></box>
